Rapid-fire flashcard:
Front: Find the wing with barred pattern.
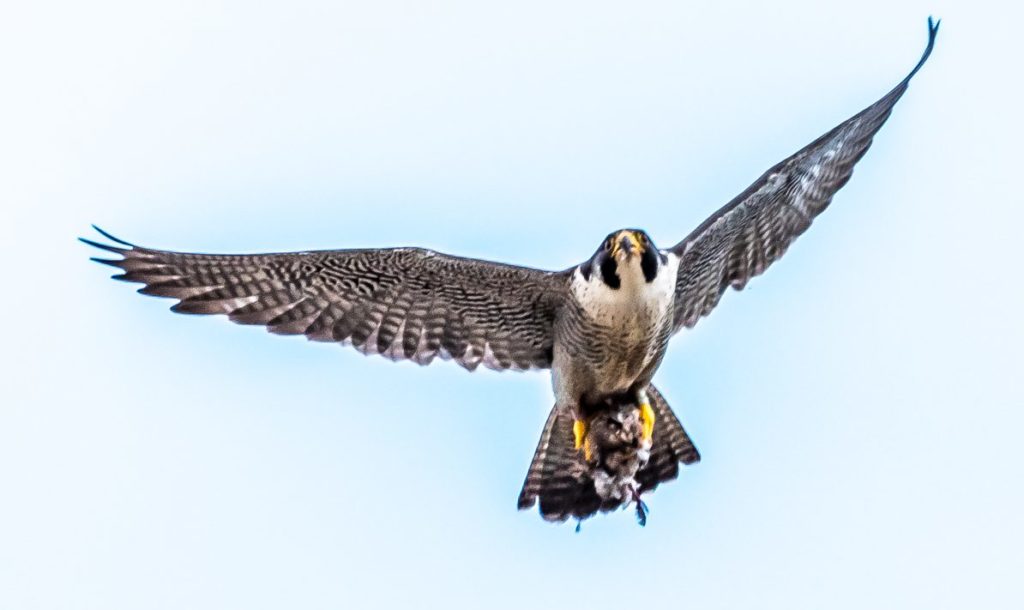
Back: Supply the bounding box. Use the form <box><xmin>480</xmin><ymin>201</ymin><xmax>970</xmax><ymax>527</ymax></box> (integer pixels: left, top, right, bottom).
<box><xmin>83</xmin><ymin>227</ymin><xmax>571</xmax><ymax>372</ymax></box>
<box><xmin>671</xmin><ymin>19</ymin><xmax>938</xmax><ymax>332</ymax></box>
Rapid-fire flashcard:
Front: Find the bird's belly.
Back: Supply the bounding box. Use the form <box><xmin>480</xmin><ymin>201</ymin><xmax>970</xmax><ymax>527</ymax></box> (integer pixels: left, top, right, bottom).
<box><xmin>587</xmin><ymin>332</ymin><xmax>664</xmax><ymax>394</ymax></box>
<box><xmin>556</xmin><ymin>307</ymin><xmax>670</xmax><ymax>402</ymax></box>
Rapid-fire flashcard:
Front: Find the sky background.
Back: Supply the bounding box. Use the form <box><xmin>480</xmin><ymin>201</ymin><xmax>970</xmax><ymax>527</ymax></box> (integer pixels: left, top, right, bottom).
<box><xmin>2</xmin><ymin>1</ymin><xmax>1022</xmax><ymax>608</ymax></box>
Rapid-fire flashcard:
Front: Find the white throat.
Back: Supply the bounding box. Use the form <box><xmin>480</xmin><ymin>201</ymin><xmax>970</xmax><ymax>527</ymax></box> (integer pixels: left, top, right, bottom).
<box><xmin>572</xmin><ymin>252</ymin><xmax>679</xmax><ymax>322</ymax></box>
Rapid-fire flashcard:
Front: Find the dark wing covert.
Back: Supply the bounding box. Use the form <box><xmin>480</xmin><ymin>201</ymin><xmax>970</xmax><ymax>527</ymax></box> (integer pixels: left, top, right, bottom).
<box><xmin>83</xmin><ymin>227</ymin><xmax>570</xmax><ymax>371</ymax></box>
<box><xmin>672</xmin><ymin>19</ymin><xmax>939</xmax><ymax>331</ymax></box>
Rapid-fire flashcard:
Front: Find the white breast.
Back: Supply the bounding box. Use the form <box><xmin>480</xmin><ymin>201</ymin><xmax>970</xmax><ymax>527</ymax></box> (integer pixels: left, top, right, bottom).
<box><xmin>572</xmin><ymin>251</ymin><xmax>679</xmax><ymax>332</ymax></box>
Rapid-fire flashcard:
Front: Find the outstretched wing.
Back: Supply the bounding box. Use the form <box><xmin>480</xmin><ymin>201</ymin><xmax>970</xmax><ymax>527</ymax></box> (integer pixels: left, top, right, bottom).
<box><xmin>83</xmin><ymin>228</ymin><xmax>570</xmax><ymax>371</ymax></box>
<box><xmin>671</xmin><ymin>18</ymin><xmax>939</xmax><ymax>332</ymax></box>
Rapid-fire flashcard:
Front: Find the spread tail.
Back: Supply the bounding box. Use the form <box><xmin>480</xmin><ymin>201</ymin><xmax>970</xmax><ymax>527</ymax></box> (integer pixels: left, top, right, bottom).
<box><xmin>635</xmin><ymin>384</ymin><xmax>700</xmax><ymax>493</ymax></box>
<box><xmin>517</xmin><ymin>383</ymin><xmax>700</xmax><ymax>523</ymax></box>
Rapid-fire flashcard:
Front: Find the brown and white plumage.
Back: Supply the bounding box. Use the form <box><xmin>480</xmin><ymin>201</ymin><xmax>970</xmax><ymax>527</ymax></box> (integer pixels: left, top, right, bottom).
<box><xmin>82</xmin><ymin>19</ymin><xmax>938</xmax><ymax>525</ymax></box>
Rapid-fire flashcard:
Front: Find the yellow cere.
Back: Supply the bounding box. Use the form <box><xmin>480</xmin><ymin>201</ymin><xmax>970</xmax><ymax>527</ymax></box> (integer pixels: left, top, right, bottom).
<box><xmin>616</xmin><ymin>230</ymin><xmax>643</xmax><ymax>256</ymax></box>
<box><xmin>611</xmin><ymin>230</ymin><xmax>642</xmax><ymax>258</ymax></box>
<box><xmin>626</xmin><ymin>231</ymin><xmax>643</xmax><ymax>252</ymax></box>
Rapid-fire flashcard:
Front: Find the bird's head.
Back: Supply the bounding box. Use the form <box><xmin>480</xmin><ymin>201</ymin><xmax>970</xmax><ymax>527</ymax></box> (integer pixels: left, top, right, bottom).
<box><xmin>584</xmin><ymin>229</ymin><xmax>665</xmax><ymax>289</ymax></box>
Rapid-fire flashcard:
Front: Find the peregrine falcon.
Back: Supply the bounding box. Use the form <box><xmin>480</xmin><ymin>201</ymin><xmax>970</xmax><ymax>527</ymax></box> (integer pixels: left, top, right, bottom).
<box><xmin>82</xmin><ymin>20</ymin><xmax>938</xmax><ymax>525</ymax></box>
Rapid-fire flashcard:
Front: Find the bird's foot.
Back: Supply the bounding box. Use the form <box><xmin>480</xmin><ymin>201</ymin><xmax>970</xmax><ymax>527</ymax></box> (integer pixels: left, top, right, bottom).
<box><xmin>638</xmin><ymin>401</ymin><xmax>655</xmax><ymax>444</ymax></box>
<box><xmin>573</xmin><ymin>419</ymin><xmax>594</xmax><ymax>461</ymax></box>
<box><xmin>573</xmin><ymin>419</ymin><xmax>586</xmax><ymax>449</ymax></box>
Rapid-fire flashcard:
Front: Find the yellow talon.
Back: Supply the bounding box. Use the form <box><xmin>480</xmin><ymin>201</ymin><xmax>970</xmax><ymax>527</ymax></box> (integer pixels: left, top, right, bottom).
<box><xmin>573</xmin><ymin>419</ymin><xmax>594</xmax><ymax>461</ymax></box>
<box><xmin>639</xmin><ymin>402</ymin><xmax>655</xmax><ymax>442</ymax></box>
<box><xmin>573</xmin><ymin>419</ymin><xmax>587</xmax><ymax>449</ymax></box>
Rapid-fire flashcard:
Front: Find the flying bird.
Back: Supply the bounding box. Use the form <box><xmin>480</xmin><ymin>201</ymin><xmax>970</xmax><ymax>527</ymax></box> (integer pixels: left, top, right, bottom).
<box><xmin>83</xmin><ymin>19</ymin><xmax>939</xmax><ymax>525</ymax></box>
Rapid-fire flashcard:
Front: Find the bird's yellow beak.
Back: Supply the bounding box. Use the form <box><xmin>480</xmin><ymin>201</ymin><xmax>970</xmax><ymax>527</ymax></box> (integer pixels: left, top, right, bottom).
<box><xmin>611</xmin><ymin>230</ymin><xmax>644</xmax><ymax>260</ymax></box>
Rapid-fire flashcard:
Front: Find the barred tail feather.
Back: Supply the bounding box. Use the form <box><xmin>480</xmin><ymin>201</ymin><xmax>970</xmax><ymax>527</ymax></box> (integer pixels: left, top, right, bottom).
<box><xmin>516</xmin><ymin>405</ymin><xmax>608</xmax><ymax>521</ymax></box>
<box><xmin>517</xmin><ymin>383</ymin><xmax>700</xmax><ymax>523</ymax></box>
<box><xmin>635</xmin><ymin>384</ymin><xmax>701</xmax><ymax>494</ymax></box>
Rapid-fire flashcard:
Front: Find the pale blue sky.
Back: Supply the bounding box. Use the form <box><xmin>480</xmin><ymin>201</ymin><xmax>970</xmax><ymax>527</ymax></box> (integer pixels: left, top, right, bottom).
<box><xmin>2</xmin><ymin>1</ymin><xmax>1022</xmax><ymax>608</ymax></box>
